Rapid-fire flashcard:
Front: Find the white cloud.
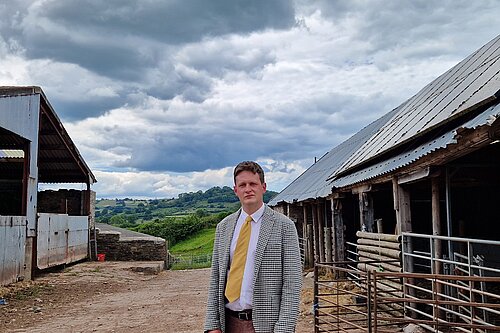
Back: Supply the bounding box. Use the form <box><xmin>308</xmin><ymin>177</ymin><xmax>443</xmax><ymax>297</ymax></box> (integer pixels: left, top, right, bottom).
<box><xmin>2</xmin><ymin>1</ymin><xmax>500</xmax><ymax>198</ymax></box>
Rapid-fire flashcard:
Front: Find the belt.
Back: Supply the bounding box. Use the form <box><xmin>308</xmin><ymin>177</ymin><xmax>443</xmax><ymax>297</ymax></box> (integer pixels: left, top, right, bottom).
<box><xmin>226</xmin><ymin>308</ymin><xmax>252</xmax><ymax>321</ymax></box>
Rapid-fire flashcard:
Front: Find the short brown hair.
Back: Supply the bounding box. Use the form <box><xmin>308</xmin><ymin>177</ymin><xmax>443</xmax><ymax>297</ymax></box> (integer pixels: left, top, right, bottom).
<box><xmin>234</xmin><ymin>161</ymin><xmax>265</xmax><ymax>184</ymax></box>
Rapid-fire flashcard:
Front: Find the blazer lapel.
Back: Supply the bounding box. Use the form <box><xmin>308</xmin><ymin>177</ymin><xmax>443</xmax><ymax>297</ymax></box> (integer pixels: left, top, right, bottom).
<box><xmin>253</xmin><ymin>206</ymin><xmax>275</xmax><ymax>285</ymax></box>
<box><xmin>222</xmin><ymin>208</ymin><xmax>241</xmax><ymax>270</ymax></box>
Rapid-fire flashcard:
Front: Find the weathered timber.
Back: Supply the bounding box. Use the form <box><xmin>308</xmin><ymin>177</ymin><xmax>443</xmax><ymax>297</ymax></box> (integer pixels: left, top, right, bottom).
<box><xmin>357</xmin><ymin>250</ymin><xmax>400</xmax><ymax>264</ymax></box>
<box><xmin>358</xmin><ymin>257</ymin><xmax>402</xmax><ymax>272</ymax></box>
<box><xmin>357</xmin><ymin>262</ymin><xmax>402</xmax><ymax>273</ymax></box>
<box><xmin>356</xmin><ymin>245</ymin><xmax>401</xmax><ymax>259</ymax></box>
<box><xmin>357</xmin><ymin>238</ymin><xmax>401</xmax><ymax>250</ymax></box>
<box><xmin>356</xmin><ymin>231</ymin><xmax>400</xmax><ymax>243</ymax></box>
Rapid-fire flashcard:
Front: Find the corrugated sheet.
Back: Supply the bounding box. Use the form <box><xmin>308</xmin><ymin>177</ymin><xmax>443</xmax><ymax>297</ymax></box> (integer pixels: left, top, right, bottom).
<box><xmin>0</xmin><ymin>216</ymin><xmax>26</xmax><ymax>286</ymax></box>
<box><xmin>268</xmin><ymin>107</ymin><xmax>399</xmax><ymax>205</ymax></box>
<box><xmin>270</xmin><ymin>35</ymin><xmax>500</xmax><ymax>206</ymax></box>
<box><xmin>37</xmin><ymin>213</ymin><xmax>88</xmax><ymax>269</ymax></box>
<box><xmin>0</xmin><ymin>149</ymin><xmax>24</xmax><ymax>158</ymax></box>
<box><xmin>331</xmin><ymin>103</ymin><xmax>500</xmax><ymax>188</ymax></box>
<box><xmin>333</xmin><ymin>35</ymin><xmax>500</xmax><ymax>177</ymax></box>
<box><xmin>0</xmin><ymin>86</ymin><xmax>97</xmax><ymax>184</ymax></box>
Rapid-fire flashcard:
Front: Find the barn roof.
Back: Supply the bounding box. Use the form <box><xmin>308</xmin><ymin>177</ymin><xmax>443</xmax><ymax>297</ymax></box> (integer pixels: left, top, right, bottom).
<box><xmin>0</xmin><ymin>86</ymin><xmax>96</xmax><ymax>184</ymax></box>
<box><xmin>269</xmin><ymin>35</ymin><xmax>500</xmax><ymax>206</ymax></box>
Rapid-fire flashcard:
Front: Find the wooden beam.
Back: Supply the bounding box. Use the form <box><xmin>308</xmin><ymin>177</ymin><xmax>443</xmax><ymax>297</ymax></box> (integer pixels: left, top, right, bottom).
<box><xmin>312</xmin><ymin>203</ymin><xmax>319</xmax><ymax>262</ymax></box>
<box><xmin>317</xmin><ymin>202</ymin><xmax>325</xmax><ymax>262</ymax></box>
<box><xmin>358</xmin><ymin>192</ymin><xmax>374</xmax><ymax>232</ymax></box>
<box><xmin>331</xmin><ymin>199</ymin><xmax>345</xmax><ymax>262</ymax></box>
<box><xmin>398</xmin><ymin>167</ymin><xmax>430</xmax><ymax>184</ymax></box>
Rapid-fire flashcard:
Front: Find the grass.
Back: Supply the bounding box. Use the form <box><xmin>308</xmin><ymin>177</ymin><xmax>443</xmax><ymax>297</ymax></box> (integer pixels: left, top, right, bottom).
<box><xmin>169</xmin><ymin>227</ymin><xmax>216</xmax><ymax>256</ymax></box>
<box><xmin>169</xmin><ymin>227</ymin><xmax>216</xmax><ymax>270</ymax></box>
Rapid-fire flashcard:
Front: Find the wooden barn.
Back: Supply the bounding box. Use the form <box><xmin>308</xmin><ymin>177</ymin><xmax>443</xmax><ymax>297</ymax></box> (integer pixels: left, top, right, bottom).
<box><xmin>270</xmin><ymin>35</ymin><xmax>500</xmax><ymax>331</ymax></box>
<box><xmin>0</xmin><ymin>86</ymin><xmax>96</xmax><ymax>286</ymax></box>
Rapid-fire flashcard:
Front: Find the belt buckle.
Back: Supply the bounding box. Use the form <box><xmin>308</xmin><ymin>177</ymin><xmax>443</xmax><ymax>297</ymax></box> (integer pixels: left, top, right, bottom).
<box><xmin>238</xmin><ymin>311</ymin><xmax>250</xmax><ymax>320</ymax></box>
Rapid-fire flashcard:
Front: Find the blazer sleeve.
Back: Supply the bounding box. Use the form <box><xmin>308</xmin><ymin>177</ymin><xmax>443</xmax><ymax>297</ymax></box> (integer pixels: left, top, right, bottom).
<box><xmin>274</xmin><ymin>217</ymin><xmax>302</xmax><ymax>333</ymax></box>
<box><xmin>204</xmin><ymin>223</ymin><xmax>223</xmax><ymax>331</ymax></box>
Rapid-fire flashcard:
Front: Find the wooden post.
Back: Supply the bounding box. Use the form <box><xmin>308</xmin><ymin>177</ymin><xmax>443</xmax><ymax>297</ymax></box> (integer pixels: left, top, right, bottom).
<box><xmin>376</xmin><ymin>218</ymin><xmax>383</xmax><ymax>233</ymax></box>
<box><xmin>317</xmin><ymin>202</ymin><xmax>325</xmax><ymax>263</ymax></box>
<box><xmin>307</xmin><ymin>224</ymin><xmax>314</xmax><ymax>268</ymax></box>
<box><xmin>393</xmin><ymin>177</ymin><xmax>415</xmax><ymax>316</ymax></box>
<box><xmin>303</xmin><ymin>205</ymin><xmax>312</xmax><ymax>267</ymax></box>
<box><xmin>332</xmin><ymin>199</ymin><xmax>345</xmax><ymax>262</ymax></box>
<box><xmin>312</xmin><ymin>203</ymin><xmax>319</xmax><ymax>263</ymax></box>
<box><xmin>325</xmin><ymin>227</ymin><xmax>332</xmax><ymax>263</ymax></box>
<box><xmin>431</xmin><ymin>178</ymin><xmax>442</xmax><ymax>274</ymax></box>
<box><xmin>431</xmin><ymin>177</ymin><xmax>443</xmax><ymax>319</ymax></box>
<box><xmin>359</xmin><ymin>192</ymin><xmax>374</xmax><ymax>232</ymax></box>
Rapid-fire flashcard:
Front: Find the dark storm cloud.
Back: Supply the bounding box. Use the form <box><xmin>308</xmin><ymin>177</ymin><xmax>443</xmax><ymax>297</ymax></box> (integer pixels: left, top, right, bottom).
<box><xmin>52</xmin><ymin>97</ymin><xmax>125</xmax><ymax>122</ymax></box>
<box><xmin>300</xmin><ymin>0</ymin><xmax>500</xmax><ymax>58</ymax></box>
<box><xmin>19</xmin><ymin>0</ymin><xmax>295</xmax><ymax>77</ymax></box>
<box><xmin>99</xmin><ymin>92</ymin><xmax>395</xmax><ymax>174</ymax></box>
<box><xmin>37</xmin><ymin>0</ymin><xmax>295</xmax><ymax>44</ymax></box>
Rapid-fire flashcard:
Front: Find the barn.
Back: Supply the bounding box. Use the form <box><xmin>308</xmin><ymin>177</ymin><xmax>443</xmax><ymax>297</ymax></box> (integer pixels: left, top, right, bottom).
<box><xmin>270</xmin><ymin>35</ymin><xmax>500</xmax><ymax>330</ymax></box>
<box><xmin>0</xmin><ymin>86</ymin><xmax>96</xmax><ymax>286</ymax></box>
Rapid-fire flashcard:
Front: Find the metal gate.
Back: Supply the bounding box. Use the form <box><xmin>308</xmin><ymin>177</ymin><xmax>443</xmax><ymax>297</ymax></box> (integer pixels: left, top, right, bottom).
<box><xmin>37</xmin><ymin>213</ymin><xmax>88</xmax><ymax>269</ymax></box>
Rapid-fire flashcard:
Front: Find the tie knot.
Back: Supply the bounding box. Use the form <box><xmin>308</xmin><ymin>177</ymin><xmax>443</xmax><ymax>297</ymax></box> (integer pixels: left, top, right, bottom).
<box><xmin>245</xmin><ymin>215</ymin><xmax>253</xmax><ymax>224</ymax></box>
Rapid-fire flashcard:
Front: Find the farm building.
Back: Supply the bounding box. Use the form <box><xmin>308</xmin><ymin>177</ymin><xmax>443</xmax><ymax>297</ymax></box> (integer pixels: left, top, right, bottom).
<box><xmin>270</xmin><ymin>35</ymin><xmax>500</xmax><ymax>330</ymax></box>
<box><xmin>0</xmin><ymin>86</ymin><xmax>96</xmax><ymax>286</ymax></box>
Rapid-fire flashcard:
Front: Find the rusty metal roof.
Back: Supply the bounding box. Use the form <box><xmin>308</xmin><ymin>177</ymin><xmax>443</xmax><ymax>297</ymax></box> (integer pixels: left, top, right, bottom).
<box><xmin>270</xmin><ymin>35</ymin><xmax>500</xmax><ymax>206</ymax></box>
<box><xmin>0</xmin><ymin>86</ymin><xmax>96</xmax><ymax>184</ymax></box>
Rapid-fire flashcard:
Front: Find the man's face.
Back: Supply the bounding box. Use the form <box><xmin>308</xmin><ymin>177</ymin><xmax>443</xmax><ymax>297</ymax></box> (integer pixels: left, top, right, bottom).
<box><xmin>234</xmin><ymin>170</ymin><xmax>267</xmax><ymax>210</ymax></box>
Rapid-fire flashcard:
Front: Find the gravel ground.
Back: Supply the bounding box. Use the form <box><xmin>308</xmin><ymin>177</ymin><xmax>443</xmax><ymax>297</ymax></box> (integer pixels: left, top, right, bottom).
<box><xmin>0</xmin><ymin>261</ymin><xmax>315</xmax><ymax>333</ymax></box>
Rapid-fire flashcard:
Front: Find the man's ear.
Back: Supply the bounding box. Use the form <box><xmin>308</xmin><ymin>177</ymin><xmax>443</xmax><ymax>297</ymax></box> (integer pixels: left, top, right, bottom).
<box><xmin>233</xmin><ymin>185</ymin><xmax>237</xmax><ymax>194</ymax></box>
<box><xmin>262</xmin><ymin>182</ymin><xmax>267</xmax><ymax>192</ymax></box>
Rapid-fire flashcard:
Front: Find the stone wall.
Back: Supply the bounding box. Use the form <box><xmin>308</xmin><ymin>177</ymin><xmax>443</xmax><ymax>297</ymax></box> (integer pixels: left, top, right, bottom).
<box><xmin>96</xmin><ymin>230</ymin><xmax>168</xmax><ymax>261</ymax></box>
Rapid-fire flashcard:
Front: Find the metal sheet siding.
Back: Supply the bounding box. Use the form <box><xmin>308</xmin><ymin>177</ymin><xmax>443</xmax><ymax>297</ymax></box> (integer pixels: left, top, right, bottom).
<box><xmin>334</xmin><ymin>35</ymin><xmax>500</xmax><ymax>176</ymax></box>
<box><xmin>67</xmin><ymin>216</ymin><xmax>89</xmax><ymax>263</ymax></box>
<box><xmin>0</xmin><ymin>216</ymin><xmax>26</xmax><ymax>286</ymax></box>
<box><xmin>0</xmin><ymin>94</ymin><xmax>39</xmax><ymax>141</ymax></box>
<box><xmin>37</xmin><ymin>213</ymin><xmax>88</xmax><ymax>269</ymax></box>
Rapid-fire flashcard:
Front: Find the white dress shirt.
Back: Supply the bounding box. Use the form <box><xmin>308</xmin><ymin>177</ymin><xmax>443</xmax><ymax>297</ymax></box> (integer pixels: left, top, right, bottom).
<box><xmin>225</xmin><ymin>203</ymin><xmax>265</xmax><ymax>311</ymax></box>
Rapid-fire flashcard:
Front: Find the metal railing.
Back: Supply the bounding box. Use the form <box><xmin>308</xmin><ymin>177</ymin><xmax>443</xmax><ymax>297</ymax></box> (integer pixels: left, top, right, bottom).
<box><xmin>314</xmin><ymin>260</ymin><xmax>500</xmax><ymax>332</ymax></box>
<box><xmin>167</xmin><ymin>253</ymin><xmax>212</xmax><ymax>270</ymax></box>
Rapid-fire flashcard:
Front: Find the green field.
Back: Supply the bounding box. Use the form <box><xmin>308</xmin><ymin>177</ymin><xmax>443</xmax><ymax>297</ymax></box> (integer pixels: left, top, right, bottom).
<box><xmin>168</xmin><ymin>227</ymin><xmax>216</xmax><ymax>270</ymax></box>
<box><xmin>169</xmin><ymin>227</ymin><xmax>216</xmax><ymax>255</ymax></box>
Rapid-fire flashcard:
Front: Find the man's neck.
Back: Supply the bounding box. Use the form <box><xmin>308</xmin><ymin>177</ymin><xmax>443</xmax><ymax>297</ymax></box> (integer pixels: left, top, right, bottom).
<box><xmin>242</xmin><ymin>203</ymin><xmax>264</xmax><ymax>216</ymax></box>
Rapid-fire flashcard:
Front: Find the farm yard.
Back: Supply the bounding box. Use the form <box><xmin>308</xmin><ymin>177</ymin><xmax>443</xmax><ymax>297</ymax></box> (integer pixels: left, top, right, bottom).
<box><xmin>0</xmin><ymin>261</ymin><xmax>315</xmax><ymax>333</ymax></box>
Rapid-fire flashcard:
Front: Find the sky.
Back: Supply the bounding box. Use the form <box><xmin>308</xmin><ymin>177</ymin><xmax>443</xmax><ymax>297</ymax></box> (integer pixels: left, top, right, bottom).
<box><xmin>1</xmin><ymin>0</ymin><xmax>499</xmax><ymax>199</ymax></box>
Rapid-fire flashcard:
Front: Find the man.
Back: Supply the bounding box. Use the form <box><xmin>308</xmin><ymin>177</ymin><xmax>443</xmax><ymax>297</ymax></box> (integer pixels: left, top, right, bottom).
<box><xmin>204</xmin><ymin>161</ymin><xmax>302</xmax><ymax>333</ymax></box>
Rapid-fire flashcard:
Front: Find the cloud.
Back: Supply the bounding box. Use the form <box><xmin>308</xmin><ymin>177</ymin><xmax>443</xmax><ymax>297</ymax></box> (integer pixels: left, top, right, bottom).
<box><xmin>2</xmin><ymin>1</ymin><xmax>500</xmax><ymax>198</ymax></box>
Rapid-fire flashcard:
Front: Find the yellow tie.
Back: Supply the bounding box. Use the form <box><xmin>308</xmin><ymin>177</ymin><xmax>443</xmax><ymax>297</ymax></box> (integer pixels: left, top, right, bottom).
<box><xmin>225</xmin><ymin>215</ymin><xmax>253</xmax><ymax>303</ymax></box>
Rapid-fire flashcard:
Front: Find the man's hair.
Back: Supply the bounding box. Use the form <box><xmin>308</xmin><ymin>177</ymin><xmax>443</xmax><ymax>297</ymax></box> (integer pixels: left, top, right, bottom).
<box><xmin>233</xmin><ymin>161</ymin><xmax>265</xmax><ymax>184</ymax></box>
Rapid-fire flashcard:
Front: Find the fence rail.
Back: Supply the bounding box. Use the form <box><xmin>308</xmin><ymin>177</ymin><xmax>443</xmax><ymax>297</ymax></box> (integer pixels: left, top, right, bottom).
<box><xmin>167</xmin><ymin>253</ymin><xmax>212</xmax><ymax>270</ymax></box>
<box><xmin>314</xmin><ymin>261</ymin><xmax>500</xmax><ymax>332</ymax></box>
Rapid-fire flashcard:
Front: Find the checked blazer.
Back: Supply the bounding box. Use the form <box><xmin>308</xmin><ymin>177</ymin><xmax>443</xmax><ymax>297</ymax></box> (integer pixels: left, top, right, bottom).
<box><xmin>204</xmin><ymin>206</ymin><xmax>302</xmax><ymax>333</ymax></box>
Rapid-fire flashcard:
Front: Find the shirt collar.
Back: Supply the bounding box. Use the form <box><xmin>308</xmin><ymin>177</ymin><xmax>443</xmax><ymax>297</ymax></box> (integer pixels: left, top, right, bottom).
<box><xmin>242</xmin><ymin>203</ymin><xmax>265</xmax><ymax>223</ymax></box>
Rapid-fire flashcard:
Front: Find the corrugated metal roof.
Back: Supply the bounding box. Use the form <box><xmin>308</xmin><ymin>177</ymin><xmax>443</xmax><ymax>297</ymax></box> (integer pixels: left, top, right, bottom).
<box><xmin>268</xmin><ymin>107</ymin><xmax>399</xmax><ymax>205</ymax></box>
<box><xmin>332</xmin><ymin>34</ymin><xmax>500</xmax><ymax>177</ymax></box>
<box><xmin>0</xmin><ymin>149</ymin><xmax>24</xmax><ymax>158</ymax></box>
<box><xmin>0</xmin><ymin>86</ymin><xmax>97</xmax><ymax>184</ymax></box>
<box><xmin>270</xmin><ymin>35</ymin><xmax>500</xmax><ymax>206</ymax></box>
<box><xmin>331</xmin><ymin>103</ymin><xmax>500</xmax><ymax>188</ymax></box>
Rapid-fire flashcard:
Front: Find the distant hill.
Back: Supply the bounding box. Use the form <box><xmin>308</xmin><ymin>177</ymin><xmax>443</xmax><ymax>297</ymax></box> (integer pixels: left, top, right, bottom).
<box><xmin>95</xmin><ymin>186</ymin><xmax>278</xmax><ymax>225</ymax></box>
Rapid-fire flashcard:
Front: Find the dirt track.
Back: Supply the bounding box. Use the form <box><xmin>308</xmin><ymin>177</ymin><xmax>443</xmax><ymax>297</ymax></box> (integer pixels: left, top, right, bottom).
<box><xmin>0</xmin><ymin>261</ymin><xmax>314</xmax><ymax>332</ymax></box>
